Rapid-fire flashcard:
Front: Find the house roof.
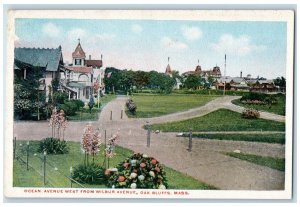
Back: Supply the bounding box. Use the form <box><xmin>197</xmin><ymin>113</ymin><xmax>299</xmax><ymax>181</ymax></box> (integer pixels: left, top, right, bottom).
<box><xmin>14</xmin><ymin>46</ymin><xmax>63</xmax><ymax>72</ymax></box>
<box><xmin>66</xmin><ymin>66</ymin><xmax>93</xmax><ymax>73</ymax></box>
<box><xmin>72</xmin><ymin>43</ymin><xmax>86</xmax><ymax>59</ymax></box>
<box><xmin>86</xmin><ymin>59</ymin><xmax>103</xmax><ymax>68</ymax></box>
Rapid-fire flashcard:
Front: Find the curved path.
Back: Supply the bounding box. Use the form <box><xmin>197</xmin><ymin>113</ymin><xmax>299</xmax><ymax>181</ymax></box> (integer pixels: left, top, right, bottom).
<box><xmin>14</xmin><ymin>95</ymin><xmax>286</xmax><ymax>190</ymax></box>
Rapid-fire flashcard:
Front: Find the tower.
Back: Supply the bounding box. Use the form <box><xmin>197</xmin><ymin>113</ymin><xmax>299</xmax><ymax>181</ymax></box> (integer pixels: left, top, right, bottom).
<box><xmin>72</xmin><ymin>38</ymin><xmax>86</xmax><ymax>66</ymax></box>
<box><xmin>165</xmin><ymin>57</ymin><xmax>172</xmax><ymax>77</ymax></box>
<box><xmin>224</xmin><ymin>54</ymin><xmax>227</xmax><ymax>77</ymax></box>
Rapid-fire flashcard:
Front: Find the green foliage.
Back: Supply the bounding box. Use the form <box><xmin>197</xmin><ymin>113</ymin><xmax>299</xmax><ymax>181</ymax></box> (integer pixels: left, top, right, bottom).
<box><xmin>226</xmin><ymin>152</ymin><xmax>285</xmax><ymax>171</ymax></box>
<box><xmin>126</xmin><ymin>93</ymin><xmax>218</xmax><ymax>118</ymax></box>
<box><xmin>104</xmin><ymin>68</ymin><xmax>176</xmax><ymax>94</ymax></box>
<box><xmin>72</xmin><ymin>99</ymin><xmax>85</xmax><ymax>110</ymax></box>
<box><xmin>88</xmin><ymin>97</ymin><xmax>95</xmax><ymax>113</ymax></box>
<box><xmin>232</xmin><ymin>94</ymin><xmax>285</xmax><ymax>116</ymax></box>
<box><xmin>184</xmin><ymin>133</ymin><xmax>285</xmax><ymax>144</ymax></box>
<box><xmin>72</xmin><ymin>163</ymin><xmax>106</xmax><ymax>185</ymax></box>
<box><xmin>150</xmin><ymin>109</ymin><xmax>285</xmax><ymax>132</ymax></box>
<box><xmin>274</xmin><ymin>76</ymin><xmax>286</xmax><ymax>88</ymax></box>
<box><xmin>14</xmin><ymin>67</ymin><xmax>45</xmax><ymax>120</ymax></box>
<box><xmin>53</xmin><ymin>91</ymin><xmax>68</xmax><ymax>104</ymax></box>
<box><xmin>38</xmin><ymin>137</ymin><xmax>69</xmax><ymax>154</ymax></box>
<box><xmin>106</xmin><ymin>153</ymin><xmax>168</xmax><ymax>189</ymax></box>
<box><xmin>59</xmin><ymin>101</ymin><xmax>77</xmax><ymax>116</ymax></box>
<box><xmin>184</xmin><ymin>75</ymin><xmax>200</xmax><ymax>89</ymax></box>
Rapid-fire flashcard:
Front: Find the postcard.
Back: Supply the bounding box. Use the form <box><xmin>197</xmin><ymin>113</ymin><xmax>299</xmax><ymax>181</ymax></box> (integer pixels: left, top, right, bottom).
<box><xmin>4</xmin><ymin>10</ymin><xmax>294</xmax><ymax>199</ymax></box>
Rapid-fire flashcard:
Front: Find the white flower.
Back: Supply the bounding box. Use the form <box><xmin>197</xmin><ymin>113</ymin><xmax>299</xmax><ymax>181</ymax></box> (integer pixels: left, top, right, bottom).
<box><xmin>34</xmin><ymin>153</ymin><xmax>37</xmax><ymax>156</ymax></box>
<box><xmin>110</xmin><ymin>168</ymin><xmax>118</xmax><ymax>172</ymax></box>
<box><xmin>149</xmin><ymin>171</ymin><xmax>155</xmax><ymax>177</ymax></box>
<box><xmin>54</xmin><ymin>167</ymin><xmax>58</xmax><ymax>171</ymax></box>
<box><xmin>130</xmin><ymin>183</ymin><xmax>137</xmax><ymax>189</ymax></box>
<box><xmin>112</xmin><ymin>185</ymin><xmax>115</xmax><ymax>189</ymax></box>
<box><xmin>158</xmin><ymin>184</ymin><xmax>166</xmax><ymax>189</ymax></box>
<box><xmin>130</xmin><ymin>173</ymin><xmax>137</xmax><ymax>179</ymax></box>
<box><xmin>142</xmin><ymin>154</ymin><xmax>148</xmax><ymax>158</ymax></box>
<box><xmin>138</xmin><ymin>175</ymin><xmax>145</xmax><ymax>181</ymax></box>
<box><xmin>19</xmin><ymin>144</ymin><xmax>23</xmax><ymax>146</ymax></box>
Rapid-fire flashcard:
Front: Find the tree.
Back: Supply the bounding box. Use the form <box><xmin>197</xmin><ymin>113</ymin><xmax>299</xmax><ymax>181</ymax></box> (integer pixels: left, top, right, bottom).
<box><xmin>149</xmin><ymin>71</ymin><xmax>175</xmax><ymax>94</ymax></box>
<box><xmin>184</xmin><ymin>75</ymin><xmax>199</xmax><ymax>90</ymax></box>
<box><xmin>274</xmin><ymin>76</ymin><xmax>286</xmax><ymax>91</ymax></box>
<box><xmin>88</xmin><ymin>97</ymin><xmax>95</xmax><ymax>113</ymax></box>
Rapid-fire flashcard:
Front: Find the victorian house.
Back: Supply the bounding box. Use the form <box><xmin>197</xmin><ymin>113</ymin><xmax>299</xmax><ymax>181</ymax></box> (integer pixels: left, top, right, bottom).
<box><xmin>182</xmin><ymin>61</ymin><xmax>222</xmax><ymax>79</ymax></box>
<box><xmin>61</xmin><ymin>40</ymin><xmax>103</xmax><ymax>102</ymax></box>
<box><xmin>14</xmin><ymin>46</ymin><xmax>64</xmax><ymax>102</ymax></box>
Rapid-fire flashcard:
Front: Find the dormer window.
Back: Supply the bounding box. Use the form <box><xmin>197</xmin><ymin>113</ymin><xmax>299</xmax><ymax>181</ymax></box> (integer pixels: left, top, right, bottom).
<box><xmin>75</xmin><ymin>59</ymin><xmax>82</xmax><ymax>66</ymax></box>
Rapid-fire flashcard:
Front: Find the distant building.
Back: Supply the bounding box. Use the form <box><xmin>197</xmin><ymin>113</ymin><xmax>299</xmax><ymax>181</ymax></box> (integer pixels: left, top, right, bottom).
<box><xmin>182</xmin><ymin>63</ymin><xmax>221</xmax><ymax>78</ymax></box>
<box><xmin>14</xmin><ymin>46</ymin><xmax>64</xmax><ymax>102</ymax></box>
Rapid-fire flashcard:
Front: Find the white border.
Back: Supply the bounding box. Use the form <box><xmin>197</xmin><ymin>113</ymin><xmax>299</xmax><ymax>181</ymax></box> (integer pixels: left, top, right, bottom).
<box><xmin>4</xmin><ymin>9</ymin><xmax>295</xmax><ymax>199</ymax></box>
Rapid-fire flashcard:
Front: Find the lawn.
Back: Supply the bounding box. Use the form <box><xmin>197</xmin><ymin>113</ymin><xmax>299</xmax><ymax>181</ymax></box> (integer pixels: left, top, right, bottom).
<box><xmin>183</xmin><ymin>133</ymin><xmax>285</xmax><ymax>144</ymax></box>
<box><xmin>150</xmin><ymin>109</ymin><xmax>285</xmax><ymax>132</ymax></box>
<box><xmin>67</xmin><ymin>94</ymin><xmax>116</xmax><ymax>121</ymax></box>
<box><xmin>126</xmin><ymin>93</ymin><xmax>219</xmax><ymax>118</ymax></box>
<box><xmin>231</xmin><ymin>94</ymin><xmax>286</xmax><ymax>116</ymax></box>
<box><xmin>13</xmin><ymin>140</ymin><xmax>215</xmax><ymax>189</ymax></box>
<box><xmin>225</xmin><ymin>152</ymin><xmax>285</xmax><ymax>171</ymax></box>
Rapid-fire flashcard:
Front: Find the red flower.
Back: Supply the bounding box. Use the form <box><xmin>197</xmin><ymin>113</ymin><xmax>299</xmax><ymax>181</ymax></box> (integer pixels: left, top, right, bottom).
<box><xmin>155</xmin><ymin>167</ymin><xmax>160</xmax><ymax>173</ymax></box>
<box><xmin>140</xmin><ymin>163</ymin><xmax>146</xmax><ymax>168</ymax></box>
<box><xmin>151</xmin><ymin>159</ymin><xmax>157</xmax><ymax>165</ymax></box>
<box><xmin>105</xmin><ymin>169</ymin><xmax>111</xmax><ymax>175</ymax></box>
<box><xmin>117</xmin><ymin>176</ymin><xmax>126</xmax><ymax>182</ymax></box>
<box><xmin>123</xmin><ymin>162</ymin><xmax>129</xmax><ymax>169</ymax></box>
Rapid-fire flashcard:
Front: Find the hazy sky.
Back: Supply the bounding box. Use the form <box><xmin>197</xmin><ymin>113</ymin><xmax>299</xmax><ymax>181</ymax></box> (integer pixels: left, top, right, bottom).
<box><xmin>15</xmin><ymin>18</ymin><xmax>287</xmax><ymax>79</ymax></box>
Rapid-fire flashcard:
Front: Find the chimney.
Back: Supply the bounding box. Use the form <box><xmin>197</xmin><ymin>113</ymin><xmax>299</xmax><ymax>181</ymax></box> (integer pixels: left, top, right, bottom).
<box><xmin>240</xmin><ymin>71</ymin><xmax>242</xmax><ymax>78</ymax></box>
<box><xmin>89</xmin><ymin>55</ymin><xmax>91</xmax><ymax>60</ymax></box>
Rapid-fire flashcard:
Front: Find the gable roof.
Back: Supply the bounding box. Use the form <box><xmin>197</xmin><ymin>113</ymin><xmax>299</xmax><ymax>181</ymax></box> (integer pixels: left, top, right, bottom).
<box><xmin>86</xmin><ymin>59</ymin><xmax>103</xmax><ymax>68</ymax></box>
<box><xmin>72</xmin><ymin>43</ymin><xmax>86</xmax><ymax>59</ymax></box>
<box><xmin>14</xmin><ymin>46</ymin><xmax>63</xmax><ymax>72</ymax></box>
<box><xmin>66</xmin><ymin>66</ymin><xmax>93</xmax><ymax>73</ymax></box>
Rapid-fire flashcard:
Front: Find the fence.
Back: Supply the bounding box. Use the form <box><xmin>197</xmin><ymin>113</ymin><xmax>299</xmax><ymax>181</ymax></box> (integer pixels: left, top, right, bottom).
<box><xmin>13</xmin><ymin>137</ymin><xmax>85</xmax><ymax>188</ymax></box>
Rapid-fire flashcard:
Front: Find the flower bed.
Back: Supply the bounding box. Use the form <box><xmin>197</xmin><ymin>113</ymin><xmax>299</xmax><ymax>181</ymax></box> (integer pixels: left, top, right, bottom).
<box><xmin>106</xmin><ymin>153</ymin><xmax>168</xmax><ymax>189</ymax></box>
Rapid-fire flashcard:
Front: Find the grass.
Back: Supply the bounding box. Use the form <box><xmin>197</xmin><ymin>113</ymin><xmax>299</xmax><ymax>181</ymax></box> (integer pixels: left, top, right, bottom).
<box><xmin>150</xmin><ymin>109</ymin><xmax>285</xmax><ymax>132</ymax></box>
<box><xmin>126</xmin><ymin>93</ymin><xmax>219</xmax><ymax>118</ymax></box>
<box><xmin>183</xmin><ymin>133</ymin><xmax>285</xmax><ymax>144</ymax></box>
<box><xmin>67</xmin><ymin>94</ymin><xmax>116</xmax><ymax>121</ymax></box>
<box><xmin>13</xmin><ymin>140</ymin><xmax>215</xmax><ymax>189</ymax></box>
<box><xmin>225</xmin><ymin>152</ymin><xmax>285</xmax><ymax>171</ymax></box>
<box><xmin>232</xmin><ymin>94</ymin><xmax>286</xmax><ymax>116</ymax></box>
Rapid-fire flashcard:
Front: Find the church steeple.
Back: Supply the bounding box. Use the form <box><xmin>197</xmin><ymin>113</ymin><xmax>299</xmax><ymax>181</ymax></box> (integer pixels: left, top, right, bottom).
<box><xmin>165</xmin><ymin>57</ymin><xmax>172</xmax><ymax>76</ymax></box>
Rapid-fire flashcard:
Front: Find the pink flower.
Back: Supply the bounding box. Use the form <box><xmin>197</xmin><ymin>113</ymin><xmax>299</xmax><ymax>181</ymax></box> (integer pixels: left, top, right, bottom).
<box><xmin>140</xmin><ymin>163</ymin><xmax>146</xmax><ymax>168</ymax></box>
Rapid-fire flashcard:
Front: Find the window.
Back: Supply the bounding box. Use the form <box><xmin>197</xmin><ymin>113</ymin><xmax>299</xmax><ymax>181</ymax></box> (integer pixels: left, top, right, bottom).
<box><xmin>75</xmin><ymin>59</ymin><xmax>82</xmax><ymax>66</ymax></box>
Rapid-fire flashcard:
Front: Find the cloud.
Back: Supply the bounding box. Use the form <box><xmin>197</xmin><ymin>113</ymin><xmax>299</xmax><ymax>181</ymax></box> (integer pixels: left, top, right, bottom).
<box><xmin>67</xmin><ymin>28</ymin><xmax>87</xmax><ymax>41</ymax></box>
<box><xmin>14</xmin><ymin>34</ymin><xmax>20</xmax><ymax>47</ymax></box>
<box><xmin>131</xmin><ymin>24</ymin><xmax>143</xmax><ymax>33</ymax></box>
<box><xmin>42</xmin><ymin>22</ymin><xmax>60</xmax><ymax>37</ymax></box>
<box><xmin>181</xmin><ymin>26</ymin><xmax>202</xmax><ymax>41</ymax></box>
<box><xmin>161</xmin><ymin>37</ymin><xmax>188</xmax><ymax>50</ymax></box>
<box><xmin>88</xmin><ymin>33</ymin><xmax>116</xmax><ymax>45</ymax></box>
<box><xmin>210</xmin><ymin>34</ymin><xmax>266</xmax><ymax>56</ymax></box>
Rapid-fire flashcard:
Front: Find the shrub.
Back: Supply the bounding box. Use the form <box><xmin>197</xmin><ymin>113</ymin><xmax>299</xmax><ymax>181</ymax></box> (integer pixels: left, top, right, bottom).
<box><xmin>72</xmin><ymin>163</ymin><xmax>106</xmax><ymax>185</ymax></box>
<box><xmin>242</xmin><ymin>108</ymin><xmax>260</xmax><ymax>119</ymax></box>
<box><xmin>106</xmin><ymin>153</ymin><xmax>168</xmax><ymax>189</ymax></box>
<box><xmin>71</xmin><ymin>99</ymin><xmax>85</xmax><ymax>110</ymax></box>
<box><xmin>126</xmin><ymin>99</ymin><xmax>137</xmax><ymax>115</ymax></box>
<box><xmin>53</xmin><ymin>91</ymin><xmax>68</xmax><ymax>104</ymax></box>
<box><xmin>38</xmin><ymin>137</ymin><xmax>69</xmax><ymax>154</ymax></box>
<box><xmin>59</xmin><ymin>101</ymin><xmax>77</xmax><ymax>116</ymax></box>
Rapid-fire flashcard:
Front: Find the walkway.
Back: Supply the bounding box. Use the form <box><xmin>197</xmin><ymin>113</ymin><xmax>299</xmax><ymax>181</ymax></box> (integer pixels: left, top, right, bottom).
<box><xmin>14</xmin><ymin>95</ymin><xmax>286</xmax><ymax>190</ymax></box>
